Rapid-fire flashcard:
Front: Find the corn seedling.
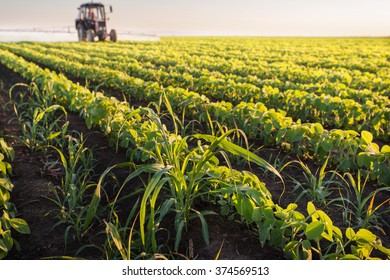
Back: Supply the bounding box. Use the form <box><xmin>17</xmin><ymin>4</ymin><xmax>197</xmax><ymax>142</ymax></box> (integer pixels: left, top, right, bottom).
<box><xmin>336</xmin><ymin>170</ymin><xmax>390</xmax><ymax>229</ymax></box>
<box><xmin>104</xmin><ymin>200</ymin><xmax>141</xmax><ymax>260</ymax></box>
<box><xmin>45</xmin><ymin>134</ymin><xmax>96</xmax><ymax>247</ymax></box>
<box><xmin>15</xmin><ymin>104</ymin><xmax>67</xmax><ymax>153</ymax></box>
<box><xmin>286</xmin><ymin>157</ymin><xmax>342</xmax><ymax>205</ymax></box>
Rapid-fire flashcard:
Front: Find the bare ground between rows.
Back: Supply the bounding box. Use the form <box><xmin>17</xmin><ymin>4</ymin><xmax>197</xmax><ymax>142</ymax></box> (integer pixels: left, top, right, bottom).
<box><xmin>0</xmin><ymin>63</ymin><xmax>286</xmax><ymax>259</ymax></box>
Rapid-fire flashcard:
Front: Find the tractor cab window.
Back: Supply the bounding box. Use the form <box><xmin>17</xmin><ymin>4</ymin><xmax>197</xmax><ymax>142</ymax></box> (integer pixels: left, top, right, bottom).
<box><xmin>97</xmin><ymin>6</ymin><xmax>105</xmax><ymax>20</ymax></box>
<box><xmin>78</xmin><ymin>7</ymin><xmax>86</xmax><ymax>20</ymax></box>
<box><xmin>87</xmin><ymin>7</ymin><xmax>95</xmax><ymax>20</ymax></box>
<box><xmin>85</xmin><ymin>6</ymin><xmax>105</xmax><ymax>21</ymax></box>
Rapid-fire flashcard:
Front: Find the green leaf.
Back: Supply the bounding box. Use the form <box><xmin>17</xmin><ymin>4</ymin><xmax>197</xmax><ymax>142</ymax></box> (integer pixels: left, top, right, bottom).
<box><xmin>0</xmin><ymin>178</ymin><xmax>13</xmax><ymax>192</ymax></box>
<box><xmin>301</xmin><ymin>240</ymin><xmax>312</xmax><ymax>260</ymax></box>
<box><xmin>105</xmin><ymin>222</ymin><xmax>126</xmax><ymax>260</ymax></box>
<box><xmin>220</xmin><ymin>205</ymin><xmax>230</xmax><ymax>216</ymax></box>
<box><xmin>1</xmin><ymin>230</ymin><xmax>13</xmax><ymax>250</ymax></box>
<box><xmin>381</xmin><ymin>145</ymin><xmax>390</xmax><ymax>153</ymax></box>
<box><xmin>84</xmin><ymin>162</ymin><xmax>165</xmax><ymax>232</ymax></box>
<box><xmin>0</xmin><ymin>161</ymin><xmax>6</xmax><ymax>174</ymax></box>
<box><xmin>0</xmin><ymin>239</ymin><xmax>8</xmax><ymax>253</ymax></box>
<box><xmin>0</xmin><ymin>249</ymin><xmax>7</xmax><ymax>259</ymax></box>
<box><xmin>261</xmin><ymin>206</ymin><xmax>275</xmax><ymax>219</ymax></box>
<box><xmin>332</xmin><ymin>225</ymin><xmax>343</xmax><ymax>240</ymax></box>
<box><xmin>355</xmin><ymin>229</ymin><xmax>376</xmax><ymax>246</ymax></box>
<box><xmin>259</xmin><ymin>227</ymin><xmax>270</xmax><ymax>247</ymax></box>
<box><xmin>175</xmin><ymin>220</ymin><xmax>185</xmax><ymax>251</ymax></box>
<box><xmin>377</xmin><ymin>245</ymin><xmax>390</xmax><ymax>257</ymax></box>
<box><xmin>305</xmin><ymin>221</ymin><xmax>325</xmax><ymax>240</ymax></box>
<box><xmin>357</xmin><ymin>153</ymin><xmax>370</xmax><ymax>168</ymax></box>
<box><xmin>241</xmin><ymin>197</ymin><xmax>254</xmax><ymax>222</ymax></box>
<box><xmin>140</xmin><ymin>165</ymin><xmax>171</xmax><ymax>247</ymax></box>
<box><xmin>284</xmin><ymin>240</ymin><xmax>299</xmax><ymax>254</ymax></box>
<box><xmin>9</xmin><ymin>218</ymin><xmax>30</xmax><ymax>234</ymax></box>
<box><xmin>307</xmin><ymin>201</ymin><xmax>316</xmax><ymax>216</ymax></box>
<box><xmin>270</xmin><ymin>228</ymin><xmax>283</xmax><ymax>247</ymax></box>
<box><xmin>156</xmin><ymin>198</ymin><xmax>175</xmax><ymax>224</ymax></box>
<box><xmin>252</xmin><ymin>207</ymin><xmax>263</xmax><ymax>222</ymax></box>
<box><xmin>193</xmin><ymin>132</ymin><xmax>283</xmax><ymax>182</ymax></box>
<box><xmin>346</xmin><ymin>227</ymin><xmax>356</xmax><ymax>240</ymax></box>
<box><xmin>192</xmin><ymin>210</ymin><xmax>210</xmax><ymax>247</ymax></box>
<box><xmin>341</xmin><ymin>254</ymin><xmax>361</xmax><ymax>260</ymax></box>
<box><xmin>321</xmin><ymin>139</ymin><xmax>333</xmax><ymax>152</ymax></box>
<box><xmin>313</xmin><ymin>123</ymin><xmax>324</xmax><ymax>134</ymax></box>
<box><xmin>286</xmin><ymin>203</ymin><xmax>298</xmax><ymax>211</ymax></box>
<box><xmin>361</xmin><ymin>131</ymin><xmax>373</xmax><ymax>145</ymax></box>
<box><xmin>47</xmin><ymin>132</ymin><xmax>61</xmax><ymax>140</ymax></box>
<box><xmin>0</xmin><ymin>188</ymin><xmax>10</xmax><ymax>206</ymax></box>
<box><xmin>258</xmin><ymin>218</ymin><xmax>275</xmax><ymax>247</ymax></box>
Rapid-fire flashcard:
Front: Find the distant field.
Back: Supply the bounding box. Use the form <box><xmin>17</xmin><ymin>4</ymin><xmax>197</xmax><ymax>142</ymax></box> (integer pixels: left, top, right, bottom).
<box><xmin>0</xmin><ymin>30</ymin><xmax>159</xmax><ymax>42</ymax></box>
<box><xmin>0</xmin><ymin>37</ymin><xmax>389</xmax><ymax>260</ymax></box>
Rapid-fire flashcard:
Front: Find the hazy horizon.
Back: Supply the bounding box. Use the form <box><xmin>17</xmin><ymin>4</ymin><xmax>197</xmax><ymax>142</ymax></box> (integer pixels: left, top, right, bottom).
<box><xmin>1</xmin><ymin>0</ymin><xmax>389</xmax><ymax>36</ymax></box>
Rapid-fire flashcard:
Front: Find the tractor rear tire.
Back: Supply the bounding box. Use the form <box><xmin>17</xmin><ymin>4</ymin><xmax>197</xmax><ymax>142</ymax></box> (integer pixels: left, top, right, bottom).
<box><xmin>86</xmin><ymin>29</ymin><xmax>95</xmax><ymax>42</ymax></box>
<box><xmin>110</xmin><ymin>29</ymin><xmax>117</xmax><ymax>42</ymax></box>
<box><xmin>78</xmin><ymin>25</ymin><xmax>86</xmax><ymax>42</ymax></box>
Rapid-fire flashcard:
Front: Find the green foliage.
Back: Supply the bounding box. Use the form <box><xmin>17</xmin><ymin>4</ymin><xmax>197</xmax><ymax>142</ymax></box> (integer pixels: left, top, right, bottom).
<box><xmin>9</xmin><ymin>84</ymin><xmax>69</xmax><ymax>154</ymax></box>
<box><xmin>336</xmin><ymin>170</ymin><xmax>390</xmax><ymax>229</ymax></box>
<box><xmin>0</xmin><ymin>39</ymin><xmax>389</xmax><ymax>260</ymax></box>
<box><xmin>0</xmin><ymin>44</ymin><xmax>388</xmax><ymax>184</ymax></box>
<box><xmin>288</xmin><ymin>157</ymin><xmax>342</xmax><ymax>205</ymax></box>
<box><xmin>45</xmin><ymin>134</ymin><xmax>96</xmax><ymax>246</ymax></box>
<box><xmin>0</xmin><ymin>138</ymin><xmax>30</xmax><ymax>259</ymax></box>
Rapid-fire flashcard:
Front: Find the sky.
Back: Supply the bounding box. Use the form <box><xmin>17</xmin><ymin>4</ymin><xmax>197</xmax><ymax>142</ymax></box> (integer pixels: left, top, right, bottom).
<box><xmin>0</xmin><ymin>0</ymin><xmax>389</xmax><ymax>36</ymax></box>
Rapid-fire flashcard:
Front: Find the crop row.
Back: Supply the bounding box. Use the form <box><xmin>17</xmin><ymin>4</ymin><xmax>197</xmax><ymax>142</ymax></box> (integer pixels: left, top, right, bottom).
<box><xmin>1</xmin><ymin>48</ymin><xmax>389</xmax><ymax>260</ymax></box>
<box><xmin>1</xmin><ymin>43</ymin><xmax>389</xmax><ymax>185</ymax></box>
<box><xmin>116</xmin><ymin>37</ymin><xmax>389</xmax><ymax>74</ymax></box>
<box><xmin>43</xmin><ymin>41</ymin><xmax>390</xmax><ymax>106</ymax></box>
<box><xmin>114</xmin><ymin>38</ymin><xmax>390</xmax><ymax>72</ymax></box>
<box><xmin>5</xmin><ymin>42</ymin><xmax>389</xmax><ymax>141</ymax></box>
<box><xmin>39</xmin><ymin>42</ymin><xmax>390</xmax><ymax>107</ymax></box>
<box><xmin>29</xmin><ymin>42</ymin><xmax>390</xmax><ymax>140</ymax></box>
<box><xmin>113</xmin><ymin>39</ymin><xmax>390</xmax><ymax>95</ymax></box>
<box><xmin>0</xmin><ymin>138</ymin><xmax>30</xmax><ymax>259</ymax></box>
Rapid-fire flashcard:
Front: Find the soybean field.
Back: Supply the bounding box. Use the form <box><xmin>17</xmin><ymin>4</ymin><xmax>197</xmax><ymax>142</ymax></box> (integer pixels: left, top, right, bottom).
<box><xmin>0</xmin><ymin>37</ymin><xmax>389</xmax><ymax>260</ymax></box>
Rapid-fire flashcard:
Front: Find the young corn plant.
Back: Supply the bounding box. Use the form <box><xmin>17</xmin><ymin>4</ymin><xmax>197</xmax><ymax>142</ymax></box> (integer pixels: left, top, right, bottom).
<box><xmin>85</xmin><ymin>108</ymin><xmax>282</xmax><ymax>256</ymax></box>
<box><xmin>9</xmin><ymin>83</ymin><xmax>55</xmax><ymax>110</ymax></box>
<box><xmin>45</xmin><ymin>134</ymin><xmax>97</xmax><ymax>247</ymax></box>
<box><xmin>9</xmin><ymin>83</ymin><xmax>68</xmax><ymax>153</ymax></box>
<box><xmin>287</xmin><ymin>157</ymin><xmax>342</xmax><ymax>205</ymax></box>
<box><xmin>337</xmin><ymin>170</ymin><xmax>390</xmax><ymax>229</ymax></box>
<box><xmin>159</xmin><ymin>92</ymin><xmax>207</xmax><ymax>138</ymax></box>
<box><xmin>86</xmin><ymin>162</ymin><xmax>173</xmax><ymax>257</ymax></box>
<box><xmin>103</xmin><ymin>199</ymin><xmax>142</xmax><ymax>260</ymax></box>
<box><xmin>14</xmin><ymin>104</ymin><xmax>68</xmax><ymax>154</ymax></box>
<box><xmin>143</xmin><ymin>108</ymin><xmax>282</xmax><ymax>252</ymax></box>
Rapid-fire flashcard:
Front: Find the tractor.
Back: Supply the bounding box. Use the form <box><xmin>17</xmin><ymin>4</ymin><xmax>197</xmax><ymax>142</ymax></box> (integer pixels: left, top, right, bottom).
<box><xmin>75</xmin><ymin>2</ymin><xmax>117</xmax><ymax>42</ymax></box>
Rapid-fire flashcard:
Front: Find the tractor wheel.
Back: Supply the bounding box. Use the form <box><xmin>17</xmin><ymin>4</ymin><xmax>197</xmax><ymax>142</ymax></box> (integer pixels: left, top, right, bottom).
<box><xmin>109</xmin><ymin>29</ymin><xmax>117</xmax><ymax>42</ymax></box>
<box><xmin>77</xmin><ymin>25</ymin><xmax>86</xmax><ymax>42</ymax></box>
<box><xmin>86</xmin><ymin>29</ymin><xmax>95</xmax><ymax>42</ymax></box>
<box><xmin>99</xmin><ymin>33</ymin><xmax>107</xmax><ymax>41</ymax></box>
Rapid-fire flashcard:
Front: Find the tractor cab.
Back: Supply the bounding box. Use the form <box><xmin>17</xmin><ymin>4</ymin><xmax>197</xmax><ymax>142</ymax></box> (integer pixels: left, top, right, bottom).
<box><xmin>76</xmin><ymin>2</ymin><xmax>117</xmax><ymax>42</ymax></box>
